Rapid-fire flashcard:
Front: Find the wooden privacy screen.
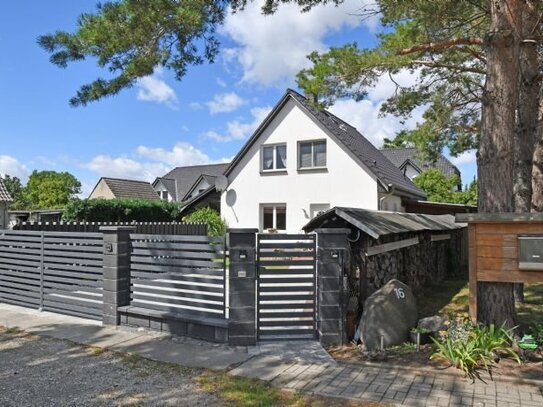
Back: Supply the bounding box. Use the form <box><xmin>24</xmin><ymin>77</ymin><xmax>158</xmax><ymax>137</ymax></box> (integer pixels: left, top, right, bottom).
<box><xmin>457</xmin><ymin>214</ymin><xmax>543</xmax><ymax>321</ymax></box>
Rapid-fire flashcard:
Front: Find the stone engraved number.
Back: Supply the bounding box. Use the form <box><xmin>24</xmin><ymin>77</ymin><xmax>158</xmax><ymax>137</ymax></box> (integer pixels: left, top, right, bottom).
<box><xmin>394</xmin><ymin>288</ymin><xmax>405</xmax><ymax>299</ymax></box>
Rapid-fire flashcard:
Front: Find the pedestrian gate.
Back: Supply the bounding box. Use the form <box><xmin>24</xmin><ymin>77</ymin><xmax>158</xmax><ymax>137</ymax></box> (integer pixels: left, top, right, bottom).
<box><xmin>257</xmin><ymin>234</ymin><xmax>317</xmax><ymax>340</ymax></box>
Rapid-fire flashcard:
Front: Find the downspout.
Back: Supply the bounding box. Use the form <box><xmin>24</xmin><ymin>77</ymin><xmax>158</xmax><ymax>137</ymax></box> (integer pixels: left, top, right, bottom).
<box><xmin>379</xmin><ymin>183</ymin><xmax>395</xmax><ymax>210</ymax></box>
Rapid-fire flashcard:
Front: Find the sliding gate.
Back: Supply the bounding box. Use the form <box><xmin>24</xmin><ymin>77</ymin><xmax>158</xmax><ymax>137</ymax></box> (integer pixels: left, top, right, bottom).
<box><xmin>257</xmin><ymin>234</ymin><xmax>317</xmax><ymax>340</ymax></box>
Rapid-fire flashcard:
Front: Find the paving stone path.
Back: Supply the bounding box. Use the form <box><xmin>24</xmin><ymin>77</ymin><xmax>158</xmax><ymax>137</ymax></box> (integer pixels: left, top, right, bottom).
<box><xmin>231</xmin><ymin>357</ymin><xmax>543</xmax><ymax>407</ymax></box>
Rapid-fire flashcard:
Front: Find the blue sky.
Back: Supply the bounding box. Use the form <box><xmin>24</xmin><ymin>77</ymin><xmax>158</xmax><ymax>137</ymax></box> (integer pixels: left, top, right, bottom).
<box><xmin>0</xmin><ymin>1</ymin><xmax>476</xmax><ymax>196</ymax></box>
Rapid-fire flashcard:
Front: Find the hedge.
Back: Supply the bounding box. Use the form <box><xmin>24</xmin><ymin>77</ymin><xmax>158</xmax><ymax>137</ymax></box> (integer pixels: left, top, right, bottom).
<box><xmin>62</xmin><ymin>198</ymin><xmax>182</xmax><ymax>222</ymax></box>
<box><xmin>183</xmin><ymin>207</ymin><xmax>227</xmax><ymax>237</ymax></box>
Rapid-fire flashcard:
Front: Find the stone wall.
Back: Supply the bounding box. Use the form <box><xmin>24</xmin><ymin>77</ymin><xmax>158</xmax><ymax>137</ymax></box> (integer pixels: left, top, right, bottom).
<box><xmin>350</xmin><ymin>228</ymin><xmax>466</xmax><ymax>304</ymax></box>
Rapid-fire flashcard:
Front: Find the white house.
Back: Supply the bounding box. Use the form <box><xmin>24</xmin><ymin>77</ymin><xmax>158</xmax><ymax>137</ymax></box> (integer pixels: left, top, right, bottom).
<box><xmin>219</xmin><ymin>89</ymin><xmax>426</xmax><ymax>233</ymax></box>
<box><xmin>0</xmin><ymin>179</ymin><xmax>13</xmax><ymax>229</ymax></box>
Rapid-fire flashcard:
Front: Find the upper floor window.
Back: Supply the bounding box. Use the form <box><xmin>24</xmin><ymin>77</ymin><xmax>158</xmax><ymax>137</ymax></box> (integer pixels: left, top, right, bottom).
<box><xmin>262</xmin><ymin>144</ymin><xmax>287</xmax><ymax>171</ymax></box>
<box><xmin>161</xmin><ymin>191</ymin><xmax>168</xmax><ymax>200</ymax></box>
<box><xmin>299</xmin><ymin>140</ymin><xmax>326</xmax><ymax>169</ymax></box>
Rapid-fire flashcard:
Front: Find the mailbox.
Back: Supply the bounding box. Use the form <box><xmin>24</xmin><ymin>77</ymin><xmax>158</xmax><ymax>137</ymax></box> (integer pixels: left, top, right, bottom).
<box><xmin>518</xmin><ymin>235</ymin><xmax>543</xmax><ymax>270</ymax></box>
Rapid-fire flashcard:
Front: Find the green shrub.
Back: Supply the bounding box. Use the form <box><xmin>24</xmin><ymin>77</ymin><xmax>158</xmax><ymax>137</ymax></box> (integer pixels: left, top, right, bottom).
<box><xmin>63</xmin><ymin>198</ymin><xmax>182</xmax><ymax>222</ymax></box>
<box><xmin>183</xmin><ymin>207</ymin><xmax>227</xmax><ymax>237</ymax></box>
<box><xmin>431</xmin><ymin>322</ymin><xmax>520</xmax><ymax>381</ymax></box>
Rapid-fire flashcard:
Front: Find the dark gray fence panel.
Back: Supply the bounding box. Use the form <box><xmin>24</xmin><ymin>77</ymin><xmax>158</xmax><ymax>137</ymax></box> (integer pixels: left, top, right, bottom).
<box><xmin>0</xmin><ymin>230</ymin><xmax>104</xmax><ymax>320</ymax></box>
<box><xmin>257</xmin><ymin>234</ymin><xmax>317</xmax><ymax>341</ymax></box>
<box><xmin>0</xmin><ymin>230</ymin><xmax>42</xmax><ymax>308</ymax></box>
<box><xmin>16</xmin><ymin>222</ymin><xmax>207</xmax><ymax>236</ymax></box>
<box><xmin>41</xmin><ymin>231</ymin><xmax>104</xmax><ymax>320</ymax></box>
<box><xmin>129</xmin><ymin>233</ymin><xmax>226</xmax><ymax>318</ymax></box>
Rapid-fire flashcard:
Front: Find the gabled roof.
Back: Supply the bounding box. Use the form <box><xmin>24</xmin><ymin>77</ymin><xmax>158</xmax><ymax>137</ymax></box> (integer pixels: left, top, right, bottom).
<box><xmin>224</xmin><ymin>89</ymin><xmax>425</xmax><ymax>199</ymax></box>
<box><xmin>154</xmin><ymin>177</ymin><xmax>177</xmax><ymax>199</ymax></box>
<box><xmin>0</xmin><ymin>179</ymin><xmax>13</xmax><ymax>202</ymax></box>
<box><xmin>91</xmin><ymin>177</ymin><xmax>160</xmax><ymax>200</ymax></box>
<box><xmin>303</xmin><ymin>206</ymin><xmax>465</xmax><ymax>239</ymax></box>
<box><xmin>156</xmin><ymin>163</ymin><xmax>229</xmax><ymax>202</ymax></box>
<box><xmin>380</xmin><ymin>147</ymin><xmax>460</xmax><ymax>179</ymax></box>
<box><xmin>182</xmin><ymin>174</ymin><xmax>220</xmax><ymax>201</ymax></box>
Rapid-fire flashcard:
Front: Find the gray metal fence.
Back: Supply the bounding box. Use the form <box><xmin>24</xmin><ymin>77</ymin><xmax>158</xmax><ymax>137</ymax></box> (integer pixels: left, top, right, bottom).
<box><xmin>0</xmin><ymin>230</ymin><xmax>104</xmax><ymax>320</ymax></box>
<box><xmin>16</xmin><ymin>222</ymin><xmax>208</xmax><ymax>236</ymax></box>
<box><xmin>129</xmin><ymin>233</ymin><xmax>227</xmax><ymax>317</ymax></box>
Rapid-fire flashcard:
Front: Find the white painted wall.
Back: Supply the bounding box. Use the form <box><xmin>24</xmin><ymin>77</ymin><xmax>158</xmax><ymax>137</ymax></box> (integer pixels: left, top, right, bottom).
<box><xmin>0</xmin><ymin>202</ymin><xmax>8</xmax><ymax>229</ymax></box>
<box><xmin>153</xmin><ymin>180</ymin><xmax>174</xmax><ymax>202</ymax></box>
<box><xmin>221</xmin><ymin>99</ymin><xmax>384</xmax><ymax>233</ymax></box>
<box><xmin>379</xmin><ymin>194</ymin><xmax>404</xmax><ymax>212</ymax></box>
<box><xmin>186</xmin><ymin>178</ymin><xmax>211</xmax><ymax>200</ymax></box>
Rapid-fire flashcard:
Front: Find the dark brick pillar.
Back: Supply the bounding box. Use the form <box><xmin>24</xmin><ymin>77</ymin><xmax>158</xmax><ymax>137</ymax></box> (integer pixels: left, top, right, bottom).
<box><xmin>315</xmin><ymin>228</ymin><xmax>350</xmax><ymax>346</ymax></box>
<box><xmin>100</xmin><ymin>226</ymin><xmax>136</xmax><ymax>326</ymax></box>
<box><xmin>228</xmin><ymin>228</ymin><xmax>258</xmax><ymax>346</ymax></box>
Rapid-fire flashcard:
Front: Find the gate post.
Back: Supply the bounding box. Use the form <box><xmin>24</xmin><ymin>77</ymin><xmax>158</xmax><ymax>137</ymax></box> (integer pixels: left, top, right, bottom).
<box><xmin>228</xmin><ymin>228</ymin><xmax>258</xmax><ymax>346</ymax></box>
<box><xmin>315</xmin><ymin>228</ymin><xmax>350</xmax><ymax>346</ymax></box>
<box><xmin>100</xmin><ymin>226</ymin><xmax>136</xmax><ymax>326</ymax></box>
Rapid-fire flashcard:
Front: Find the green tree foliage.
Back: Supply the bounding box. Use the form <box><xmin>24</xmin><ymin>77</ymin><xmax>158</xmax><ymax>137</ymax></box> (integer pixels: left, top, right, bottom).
<box><xmin>38</xmin><ymin>0</ymin><xmax>227</xmax><ymax>107</ymax></box>
<box><xmin>183</xmin><ymin>207</ymin><xmax>227</xmax><ymax>237</ymax></box>
<box><xmin>413</xmin><ymin>169</ymin><xmax>477</xmax><ymax>205</ymax></box>
<box><xmin>0</xmin><ymin>175</ymin><xmax>23</xmax><ymax>202</ymax></box>
<box><xmin>12</xmin><ymin>171</ymin><xmax>81</xmax><ymax>210</ymax></box>
<box><xmin>63</xmin><ymin>198</ymin><xmax>182</xmax><ymax>222</ymax></box>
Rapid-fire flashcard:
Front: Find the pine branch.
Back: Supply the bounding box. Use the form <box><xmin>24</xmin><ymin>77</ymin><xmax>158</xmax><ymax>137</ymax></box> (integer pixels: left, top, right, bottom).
<box><xmin>398</xmin><ymin>37</ymin><xmax>484</xmax><ymax>55</ymax></box>
<box><xmin>411</xmin><ymin>60</ymin><xmax>485</xmax><ymax>75</ymax></box>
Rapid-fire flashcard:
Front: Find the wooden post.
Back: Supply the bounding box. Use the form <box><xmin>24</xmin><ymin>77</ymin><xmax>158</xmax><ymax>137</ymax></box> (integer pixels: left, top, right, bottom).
<box><xmin>468</xmin><ymin>223</ymin><xmax>477</xmax><ymax>322</ymax></box>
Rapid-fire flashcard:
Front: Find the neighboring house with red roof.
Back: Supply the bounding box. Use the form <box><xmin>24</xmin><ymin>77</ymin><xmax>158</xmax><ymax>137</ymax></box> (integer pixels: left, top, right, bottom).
<box><xmin>0</xmin><ymin>178</ymin><xmax>13</xmax><ymax>229</ymax></box>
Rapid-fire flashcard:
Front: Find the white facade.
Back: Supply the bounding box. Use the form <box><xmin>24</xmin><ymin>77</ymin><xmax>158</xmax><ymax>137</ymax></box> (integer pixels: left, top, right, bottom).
<box><xmin>185</xmin><ymin>178</ymin><xmax>211</xmax><ymax>200</ymax></box>
<box><xmin>221</xmin><ymin>99</ymin><xmax>406</xmax><ymax>233</ymax></box>
<box><xmin>0</xmin><ymin>202</ymin><xmax>7</xmax><ymax>229</ymax></box>
<box><xmin>153</xmin><ymin>180</ymin><xmax>174</xmax><ymax>202</ymax></box>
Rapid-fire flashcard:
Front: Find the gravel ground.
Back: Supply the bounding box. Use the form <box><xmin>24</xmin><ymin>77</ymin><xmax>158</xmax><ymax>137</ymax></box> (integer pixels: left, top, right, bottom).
<box><xmin>0</xmin><ymin>330</ymin><xmax>223</xmax><ymax>407</ymax></box>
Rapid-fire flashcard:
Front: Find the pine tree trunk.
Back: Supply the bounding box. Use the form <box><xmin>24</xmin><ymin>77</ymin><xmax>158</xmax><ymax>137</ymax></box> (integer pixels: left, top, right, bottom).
<box><xmin>477</xmin><ymin>0</ymin><xmax>522</xmax><ymax>326</ymax></box>
<box><xmin>513</xmin><ymin>0</ymin><xmax>541</xmax><ymax>304</ymax></box>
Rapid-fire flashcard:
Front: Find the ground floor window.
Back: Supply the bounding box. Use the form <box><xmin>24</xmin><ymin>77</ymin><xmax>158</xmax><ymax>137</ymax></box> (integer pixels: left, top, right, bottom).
<box><xmin>261</xmin><ymin>204</ymin><xmax>286</xmax><ymax>231</ymax></box>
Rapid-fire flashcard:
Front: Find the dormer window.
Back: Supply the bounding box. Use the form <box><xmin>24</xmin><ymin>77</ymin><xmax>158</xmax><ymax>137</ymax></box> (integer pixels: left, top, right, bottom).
<box><xmin>298</xmin><ymin>140</ymin><xmax>326</xmax><ymax>169</ymax></box>
<box><xmin>261</xmin><ymin>144</ymin><xmax>287</xmax><ymax>171</ymax></box>
<box><xmin>161</xmin><ymin>191</ymin><xmax>168</xmax><ymax>200</ymax></box>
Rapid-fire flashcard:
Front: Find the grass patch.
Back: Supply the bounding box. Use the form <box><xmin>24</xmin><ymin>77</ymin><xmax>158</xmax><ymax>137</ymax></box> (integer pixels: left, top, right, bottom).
<box><xmin>87</xmin><ymin>346</ymin><xmax>106</xmax><ymax>356</ymax></box>
<box><xmin>417</xmin><ymin>274</ymin><xmax>469</xmax><ymax>319</ymax></box>
<box><xmin>199</xmin><ymin>371</ymin><xmax>385</xmax><ymax>407</ymax></box>
<box><xmin>517</xmin><ymin>283</ymin><xmax>543</xmax><ymax>326</ymax></box>
<box><xmin>4</xmin><ymin>326</ymin><xmax>23</xmax><ymax>335</ymax></box>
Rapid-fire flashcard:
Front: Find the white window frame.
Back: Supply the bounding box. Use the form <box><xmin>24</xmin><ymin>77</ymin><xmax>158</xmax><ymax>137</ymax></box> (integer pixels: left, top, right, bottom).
<box><xmin>298</xmin><ymin>139</ymin><xmax>327</xmax><ymax>170</ymax></box>
<box><xmin>260</xmin><ymin>204</ymin><xmax>287</xmax><ymax>232</ymax></box>
<box><xmin>261</xmin><ymin>143</ymin><xmax>287</xmax><ymax>172</ymax></box>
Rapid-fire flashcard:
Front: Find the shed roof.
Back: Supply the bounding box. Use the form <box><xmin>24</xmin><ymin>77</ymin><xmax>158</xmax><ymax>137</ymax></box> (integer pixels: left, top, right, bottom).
<box><xmin>303</xmin><ymin>207</ymin><xmax>465</xmax><ymax>239</ymax></box>
<box><xmin>0</xmin><ymin>179</ymin><xmax>13</xmax><ymax>202</ymax></box>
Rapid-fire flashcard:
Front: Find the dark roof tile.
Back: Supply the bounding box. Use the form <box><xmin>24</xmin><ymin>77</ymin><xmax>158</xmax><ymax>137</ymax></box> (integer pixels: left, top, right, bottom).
<box><xmin>100</xmin><ymin>178</ymin><xmax>160</xmax><ymax>200</ymax></box>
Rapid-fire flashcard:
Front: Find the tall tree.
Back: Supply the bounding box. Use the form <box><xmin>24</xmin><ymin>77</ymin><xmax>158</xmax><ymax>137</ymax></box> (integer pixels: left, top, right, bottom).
<box><xmin>13</xmin><ymin>171</ymin><xmax>81</xmax><ymax>210</ymax></box>
<box><xmin>0</xmin><ymin>175</ymin><xmax>23</xmax><ymax>202</ymax></box>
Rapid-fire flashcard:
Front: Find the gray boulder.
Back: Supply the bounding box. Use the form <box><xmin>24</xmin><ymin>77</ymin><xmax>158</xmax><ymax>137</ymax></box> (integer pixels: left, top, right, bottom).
<box><xmin>358</xmin><ymin>279</ymin><xmax>418</xmax><ymax>351</ymax></box>
<box><xmin>417</xmin><ymin>315</ymin><xmax>446</xmax><ymax>333</ymax></box>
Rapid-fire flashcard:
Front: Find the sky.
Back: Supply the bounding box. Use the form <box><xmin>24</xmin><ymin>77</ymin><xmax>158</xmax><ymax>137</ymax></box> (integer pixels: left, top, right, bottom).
<box><xmin>0</xmin><ymin>1</ymin><xmax>477</xmax><ymax>197</ymax></box>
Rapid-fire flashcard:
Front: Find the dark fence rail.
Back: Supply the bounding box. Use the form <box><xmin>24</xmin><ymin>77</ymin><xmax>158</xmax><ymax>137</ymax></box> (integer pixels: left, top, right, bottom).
<box><xmin>129</xmin><ymin>233</ymin><xmax>226</xmax><ymax>318</ymax></box>
<box><xmin>0</xmin><ymin>230</ymin><xmax>104</xmax><ymax>320</ymax></box>
<box><xmin>15</xmin><ymin>222</ymin><xmax>207</xmax><ymax>236</ymax></box>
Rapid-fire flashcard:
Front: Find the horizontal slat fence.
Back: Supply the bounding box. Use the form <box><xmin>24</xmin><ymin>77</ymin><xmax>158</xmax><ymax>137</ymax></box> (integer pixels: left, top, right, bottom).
<box><xmin>0</xmin><ymin>230</ymin><xmax>104</xmax><ymax>320</ymax></box>
<box><xmin>129</xmin><ymin>234</ymin><xmax>226</xmax><ymax>318</ymax></box>
<box><xmin>257</xmin><ymin>234</ymin><xmax>317</xmax><ymax>341</ymax></box>
<box><xmin>16</xmin><ymin>222</ymin><xmax>207</xmax><ymax>236</ymax></box>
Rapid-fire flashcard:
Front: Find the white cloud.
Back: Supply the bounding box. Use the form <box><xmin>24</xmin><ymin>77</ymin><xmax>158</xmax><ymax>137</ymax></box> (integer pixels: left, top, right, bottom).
<box><xmin>84</xmin><ymin>142</ymin><xmax>214</xmax><ymax>183</ymax></box>
<box><xmin>189</xmin><ymin>102</ymin><xmax>203</xmax><ymax>110</ymax></box>
<box><xmin>136</xmin><ymin>142</ymin><xmax>212</xmax><ymax>167</ymax></box>
<box><xmin>0</xmin><ymin>155</ymin><xmax>29</xmax><ymax>181</ymax></box>
<box><xmin>202</xmin><ymin>106</ymin><xmax>272</xmax><ymax>142</ymax></box>
<box><xmin>329</xmin><ymin>99</ymin><xmax>424</xmax><ymax>148</ymax></box>
<box><xmin>216</xmin><ymin>78</ymin><xmax>227</xmax><ymax>88</ymax></box>
<box><xmin>366</xmin><ymin>70</ymin><xmax>420</xmax><ymax>103</ymax></box>
<box><xmin>450</xmin><ymin>150</ymin><xmax>477</xmax><ymax>166</ymax></box>
<box><xmin>136</xmin><ymin>69</ymin><xmax>179</xmax><ymax>109</ymax></box>
<box><xmin>206</xmin><ymin>92</ymin><xmax>246</xmax><ymax>114</ymax></box>
<box><xmin>221</xmin><ymin>0</ymin><xmax>376</xmax><ymax>86</ymax></box>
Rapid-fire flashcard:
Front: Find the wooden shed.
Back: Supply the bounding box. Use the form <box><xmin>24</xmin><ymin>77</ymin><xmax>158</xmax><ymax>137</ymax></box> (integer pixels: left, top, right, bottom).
<box><xmin>456</xmin><ymin>213</ymin><xmax>543</xmax><ymax>321</ymax></box>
